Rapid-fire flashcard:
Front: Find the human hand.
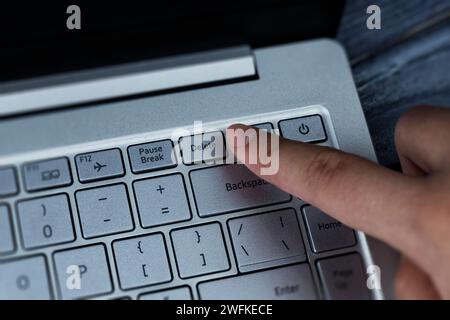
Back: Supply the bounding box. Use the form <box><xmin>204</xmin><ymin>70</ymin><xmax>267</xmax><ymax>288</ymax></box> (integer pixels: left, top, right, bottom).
<box><xmin>227</xmin><ymin>106</ymin><xmax>450</xmax><ymax>299</ymax></box>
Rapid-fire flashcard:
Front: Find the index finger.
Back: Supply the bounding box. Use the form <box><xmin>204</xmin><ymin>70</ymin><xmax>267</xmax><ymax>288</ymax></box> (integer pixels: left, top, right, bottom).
<box><xmin>226</xmin><ymin>124</ymin><xmax>425</xmax><ymax>256</ymax></box>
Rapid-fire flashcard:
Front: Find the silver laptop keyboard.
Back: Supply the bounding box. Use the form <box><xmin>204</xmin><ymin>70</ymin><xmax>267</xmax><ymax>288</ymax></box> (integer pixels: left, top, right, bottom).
<box><xmin>0</xmin><ymin>108</ymin><xmax>373</xmax><ymax>300</ymax></box>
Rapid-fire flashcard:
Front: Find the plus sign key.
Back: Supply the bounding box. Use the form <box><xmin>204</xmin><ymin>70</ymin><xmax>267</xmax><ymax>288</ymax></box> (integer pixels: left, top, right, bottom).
<box><xmin>75</xmin><ymin>148</ymin><xmax>125</xmax><ymax>183</ymax></box>
<box><xmin>133</xmin><ymin>174</ymin><xmax>191</xmax><ymax>228</ymax></box>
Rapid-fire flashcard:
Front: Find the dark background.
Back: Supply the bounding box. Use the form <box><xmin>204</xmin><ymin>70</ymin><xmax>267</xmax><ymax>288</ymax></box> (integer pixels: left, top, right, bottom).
<box><xmin>338</xmin><ymin>0</ymin><xmax>450</xmax><ymax>168</ymax></box>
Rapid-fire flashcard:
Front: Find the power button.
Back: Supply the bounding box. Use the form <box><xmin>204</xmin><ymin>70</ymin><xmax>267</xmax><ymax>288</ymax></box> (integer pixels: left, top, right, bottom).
<box><xmin>298</xmin><ymin>123</ymin><xmax>310</xmax><ymax>135</ymax></box>
<box><xmin>278</xmin><ymin>115</ymin><xmax>327</xmax><ymax>143</ymax></box>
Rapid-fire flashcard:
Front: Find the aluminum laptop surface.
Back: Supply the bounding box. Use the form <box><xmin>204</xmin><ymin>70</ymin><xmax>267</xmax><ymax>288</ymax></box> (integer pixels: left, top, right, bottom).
<box><xmin>0</xmin><ymin>1</ymin><xmax>382</xmax><ymax>300</ymax></box>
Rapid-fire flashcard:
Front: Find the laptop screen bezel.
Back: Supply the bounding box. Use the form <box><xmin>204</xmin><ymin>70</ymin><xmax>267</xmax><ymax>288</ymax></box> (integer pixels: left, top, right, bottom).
<box><xmin>0</xmin><ymin>1</ymin><xmax>345</xmax><ymax>83</ymax></box>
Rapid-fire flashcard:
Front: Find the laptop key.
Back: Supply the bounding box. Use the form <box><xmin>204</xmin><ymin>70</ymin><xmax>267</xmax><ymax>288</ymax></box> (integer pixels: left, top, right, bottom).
<box><xmin>179</xmin><ymin>131</ymin><xmax>226</xmax><ymax>165</ymax></box>
<box><xmin>113</xmin><ymin>233</ymin><xmax>172</xmax><ymax>290</ymax></box>
<box><xmin>17</xmin><ymin>194</ymin><xmax>75</xmax><ymax>249</ymax></box>
<box><xmin>171</xmin><ymin>223</ymin><xmax>229</xmax><ymax>279</ymax></box>
<box><xmin>0</xmin><ymin>204</ymin><xmax>15</xmax><ymax>255</ymax></box>
<box><xmin>198</xmin><ymin>264</ymin><xmax>316</xmax><ymax>300</ymax></box>
<box><xmin>75</xmin><ymin>148</ymin><xmax>124</xmax><ymax>183</ymax></box>
<box><xmin>302</xmin><ymin>205</ymin><xmax>356</xmax><ymax>253</ymax></box>
<box><xmin>133</xmin><ymin>174</ymin><xmax>191</xmax><ymax>228</ymax></box>
<box><xmin>53</xmin><ymin>244</ymin><xmax>112</xmax><ymax>299</ymax></box>
<box><xmin>253</xmin><ymin>122</ymin><xmax>274</xmax><ymax>132</ymax></box>
<box><xmin>190</xmin><ymin>164</ymin><xmax>291</xmax><ymax>217</ymax></box>
<box><xmin>139</xmin><ymin>286</ymin><xmax>192</xmax><ymax>300</ymax></box>
<box><xmin>0</xmin><ymin>255</ymin><xmax>52</xmax><ymax>299</ymax></box>
<box><xmin>23</xmin><ymin>157</ymin><xmax>72</xmax><ymax>192</ymax></box>
<box><xmin>128</xmin><ymin>140</ymin><xmax>176</xmax><ymax>174</ymax></box>
<box><xmin>0</xmin><ymin>167</ymin><xmax>19</xmax><ymax>197</ymax></box>
<box><xmin>75</xmin><ymin>184</ymin><xmax>133</xmax><ymax>239</ymax></box>
<box><xmin>228</xmin><ymin>209</ymin><xmax>306</xmax><ymax>272</ymax></box>
<box><xmin>317</xmin><ymin>253</ymin><xmax>371</xmax><ymax>300</ymax></box>
<box><xmin>279</xmin><ymin>115</ymin><xmax>327</xmax><ymax>143</ymax></box>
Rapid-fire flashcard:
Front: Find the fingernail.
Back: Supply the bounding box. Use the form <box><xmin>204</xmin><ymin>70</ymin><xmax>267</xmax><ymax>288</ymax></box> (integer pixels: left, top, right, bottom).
<box><xmin>227</xmin><ymin>124</ymin><xmax>257</xmax><ymax>149</ymax></box>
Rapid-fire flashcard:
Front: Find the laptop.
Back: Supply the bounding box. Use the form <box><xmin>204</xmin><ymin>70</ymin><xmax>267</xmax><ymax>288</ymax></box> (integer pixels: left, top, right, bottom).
<box><xmin>0</xmin><ymin>1</ymin><xmax>383</xmax><ymax>300</ymax></box>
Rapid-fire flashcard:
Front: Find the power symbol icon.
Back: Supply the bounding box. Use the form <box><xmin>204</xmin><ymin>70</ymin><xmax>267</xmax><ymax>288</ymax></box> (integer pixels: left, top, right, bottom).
<box><xmin>298</xmin><ymin>123</ymin><xmax>310</xmax><ymax>135</ymax></box>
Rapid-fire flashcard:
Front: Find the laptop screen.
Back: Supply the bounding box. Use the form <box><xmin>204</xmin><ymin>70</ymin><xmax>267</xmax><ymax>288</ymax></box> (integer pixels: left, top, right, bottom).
<box><xmin>0</xmin><ymin>1</ymin><xmax>344</xmax><ymax>83</ymax></box>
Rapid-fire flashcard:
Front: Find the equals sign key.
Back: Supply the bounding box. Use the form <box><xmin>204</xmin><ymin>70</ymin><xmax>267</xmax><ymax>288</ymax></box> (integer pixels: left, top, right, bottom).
<box><xmin>161</xmin><ymin>207</ymin><xmax>170</xmax><ymax>214</ymax></box>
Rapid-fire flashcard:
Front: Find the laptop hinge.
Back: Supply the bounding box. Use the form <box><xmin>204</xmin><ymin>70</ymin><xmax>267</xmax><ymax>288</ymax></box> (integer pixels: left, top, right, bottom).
<box><xmin>0</xmin><ymin>45</ymin><xmax>256</xmax><ymax>117</ymax></box>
